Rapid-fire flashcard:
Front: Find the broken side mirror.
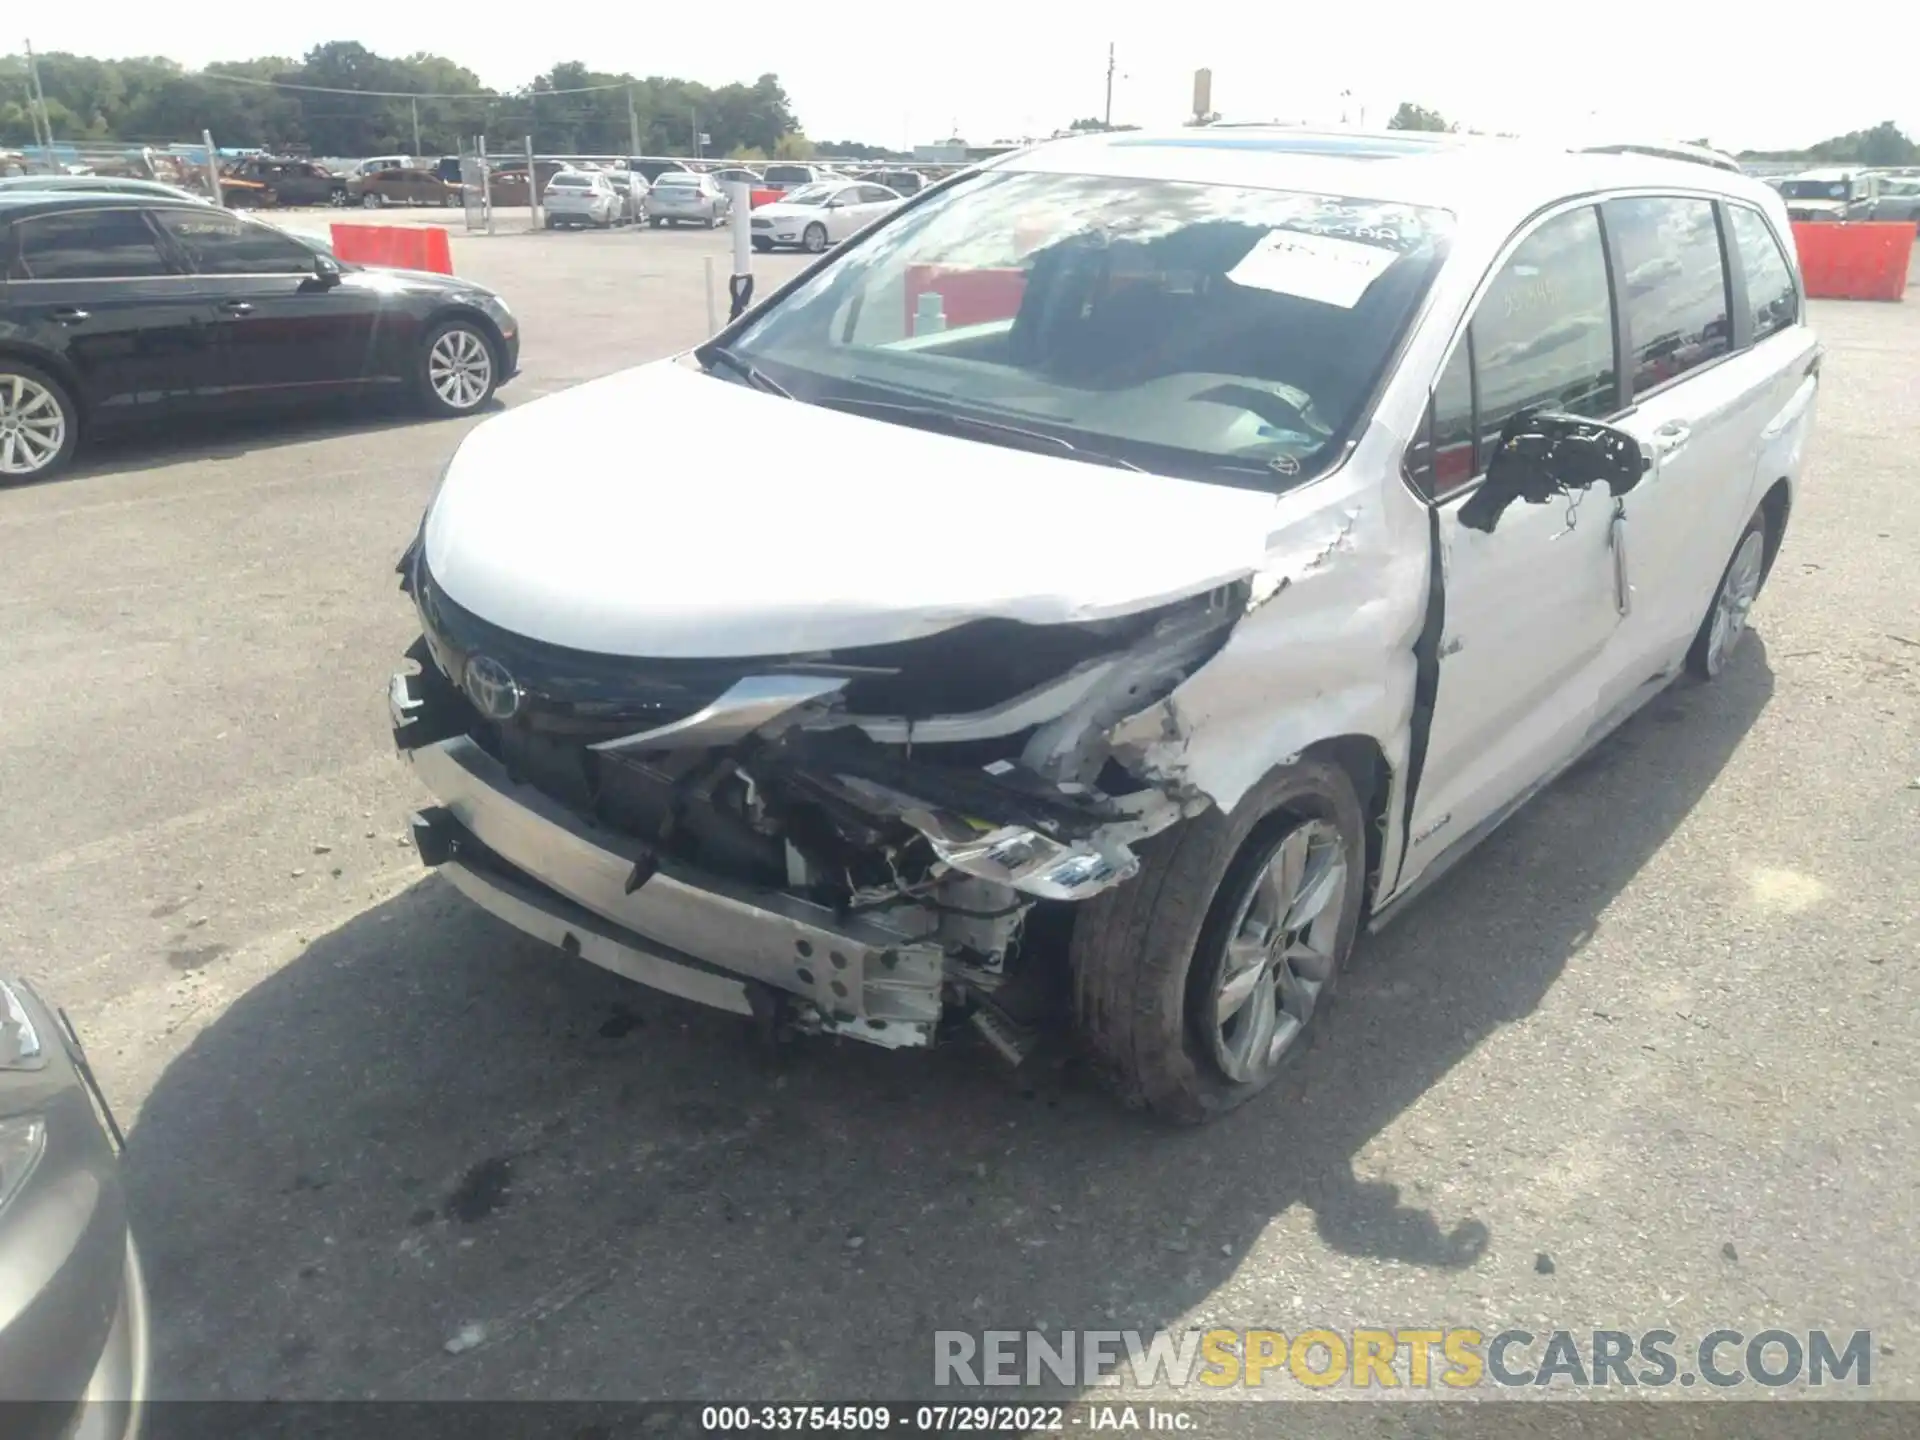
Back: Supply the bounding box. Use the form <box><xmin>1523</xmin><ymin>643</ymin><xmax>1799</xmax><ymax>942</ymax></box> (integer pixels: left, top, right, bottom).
<box><xmin>1460</xmin><ymin>411</ymin><xmax>1649</xmax><ymax>534</ymax></box>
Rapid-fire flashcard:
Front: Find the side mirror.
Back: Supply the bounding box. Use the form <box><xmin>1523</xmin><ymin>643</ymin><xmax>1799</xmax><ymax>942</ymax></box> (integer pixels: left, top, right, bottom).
<box><xmin>311</xmin><ymin>252</ymin><xmax>344</xmax><ymax>288</ymax></box>
<box><xmin>1461</xmin><ymin>411</ymin><xmax>1648</xmax><ymax>534</ymax></box>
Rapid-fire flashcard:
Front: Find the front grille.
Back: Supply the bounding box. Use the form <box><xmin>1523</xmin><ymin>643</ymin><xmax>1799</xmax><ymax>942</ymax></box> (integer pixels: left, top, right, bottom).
<box><xmin>751</xmin><ymin>218</ymin><xmax>772</xmax><ymax>229</ymax></box>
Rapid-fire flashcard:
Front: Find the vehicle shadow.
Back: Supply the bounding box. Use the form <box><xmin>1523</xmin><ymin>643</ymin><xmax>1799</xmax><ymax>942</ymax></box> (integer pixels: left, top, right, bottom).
<box><xmin>126</xmin><ymin>641</ymin><xmax>1775</xmax><ymax>1407</ymax></box>
<box><xmin>63</xmin><ymin>398</ymin><xmax>505</xmax><ymax>483</ymax></box>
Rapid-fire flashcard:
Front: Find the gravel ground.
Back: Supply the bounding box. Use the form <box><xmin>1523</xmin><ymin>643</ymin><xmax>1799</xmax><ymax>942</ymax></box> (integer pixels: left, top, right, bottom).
<box><xmin>1</xmin><ymin>223</ymin><xmax>1915</xmax><ymax>1413</ymax></box>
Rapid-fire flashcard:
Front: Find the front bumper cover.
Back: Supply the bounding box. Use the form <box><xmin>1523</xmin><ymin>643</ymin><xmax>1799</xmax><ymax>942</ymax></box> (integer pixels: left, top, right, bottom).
<box><xmin>394</xmin><ymin>668</ymin><xmax>946</xmax><ymax>1047</ymax></box>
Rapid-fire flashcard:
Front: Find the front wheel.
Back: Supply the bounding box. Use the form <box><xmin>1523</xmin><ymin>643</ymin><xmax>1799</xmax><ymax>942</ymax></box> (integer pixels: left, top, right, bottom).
<box><xmin>361</xmin><ymin>192</ymin><xmax>382</xmax><ymax>209</ymax></box>
<box><xmin>416</xmin><ymin>319</ymin><xmax>499</xmax><ymax>418</ymax></box>
<box><xmin>1687</xmin><ymin>514</ymin><xmax>1769</xmax><ymax>679</ymax></box>
<box><xmin>0</xmin><ymin>362</ymin><xmax>79</xmax><ymax>484</ymax></box>
<box><xmin>1069</xmin><ymin>760</ymin><xmax>1366</xmax><ymax>1123</ymax></box>
<box><xmin>752</xmin><ymin>238</ymin><xmax>773</xmax><ymax>253</ymax></box>
<box><xmin>802</xmin><ymin>223</ymin><xmax>827</xmax><ymax>253</ymax></box>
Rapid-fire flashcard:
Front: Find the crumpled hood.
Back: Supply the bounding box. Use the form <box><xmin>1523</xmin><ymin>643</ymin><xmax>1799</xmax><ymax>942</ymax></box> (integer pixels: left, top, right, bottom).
<box><xmin>423</xmin><ymin>359</ymin><xmax>1279</xmax><ymax>658</ymax></box>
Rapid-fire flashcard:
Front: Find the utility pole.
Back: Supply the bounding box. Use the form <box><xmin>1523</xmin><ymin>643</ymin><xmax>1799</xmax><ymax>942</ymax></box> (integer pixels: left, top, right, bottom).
<box><xmin>691</xmin><ymin>108</ymin><xmax>700</xmax><ymax>159</ymax></box>
<box><xmin>411</xmin><ymin>96</ymin><xmax>421</xmax><ymax>155</ymax></box>
<box><xmin>1103</xmin><ymin>43</ymin><xmax>1116</xmax><ymax>130</ymax></box>
<box><xmin>627</xmin><ymin>85</ymin><xmax>642</xmax><ymax>157</ymax></box>
<box><xmin>24</xmin><ymin>39</ymin><xmax>53</xmax><ymax>154</ymax></box>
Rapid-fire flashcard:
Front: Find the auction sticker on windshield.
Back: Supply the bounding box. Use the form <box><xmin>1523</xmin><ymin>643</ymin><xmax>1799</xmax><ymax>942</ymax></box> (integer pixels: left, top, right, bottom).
<box><xmin>1226</xmin><ymin>229</ymin><xmax>1400</xmax><ymax>308</ymax></box>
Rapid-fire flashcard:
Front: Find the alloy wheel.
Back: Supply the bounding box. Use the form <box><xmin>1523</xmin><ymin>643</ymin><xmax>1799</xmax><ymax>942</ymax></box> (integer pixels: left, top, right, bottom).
<box><xmin>0</xmin><ymin>373</ymin><xmax>67</xmax><ymax>477</ymax></box>
<box><xmin>427</xmin><ymin>329</ymin><xmax>493</xmax><ymax>411</ymax></box>
<box><xmin>1705</xmin><ymin>529</ymin><xmax>1765</xmax><ymax>674</ymax></box>
<box><xmin>1206</xmin><ymin>819</ymin><xmax>1349</xmax><ymax>1084</ymax></box>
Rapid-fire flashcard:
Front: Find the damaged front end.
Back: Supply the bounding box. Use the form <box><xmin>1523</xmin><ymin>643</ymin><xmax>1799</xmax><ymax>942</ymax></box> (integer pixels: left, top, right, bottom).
<box><xmin>390</xmin><ymin>551</ymin><xmax>1243</xmax><ymax>1056</ymax></box>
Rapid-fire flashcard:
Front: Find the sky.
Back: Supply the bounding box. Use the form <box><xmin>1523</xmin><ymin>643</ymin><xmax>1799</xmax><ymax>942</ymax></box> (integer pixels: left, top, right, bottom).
<box><xmin>20</xmin><ymin>0</ymin><xmax>1919</xmax><ymax>154</ymax></box>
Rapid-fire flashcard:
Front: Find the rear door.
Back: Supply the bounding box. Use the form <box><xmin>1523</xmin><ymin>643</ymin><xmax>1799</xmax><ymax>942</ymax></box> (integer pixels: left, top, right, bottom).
<box><xmin>3</xmin><ymin>205</ymin><xmax>220</xmax><ymax>415</ymax></box>
<box><xmin>1594</xmin><ymin>195</ymin><xmax>1818</xmax><ymax>715</ymax></box>
<box><xmin>149</xmin><ymin>206</ymin><xmax>388</xmax><ymax>401</ymax></box>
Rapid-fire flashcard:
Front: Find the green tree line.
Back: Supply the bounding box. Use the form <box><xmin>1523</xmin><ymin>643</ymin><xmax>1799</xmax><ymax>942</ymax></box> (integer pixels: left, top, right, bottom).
<box><xmin>0</xmin><ymin>42</ymin><xmax>805</xmax><ymax>158</ymax></box>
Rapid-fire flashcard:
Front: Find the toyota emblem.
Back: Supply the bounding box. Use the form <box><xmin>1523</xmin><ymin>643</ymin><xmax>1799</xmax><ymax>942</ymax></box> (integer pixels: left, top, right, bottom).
<box><xmin>463</xmin><ymin>654</ymin><xmax>522</xmax><ymax>721</ymax></box>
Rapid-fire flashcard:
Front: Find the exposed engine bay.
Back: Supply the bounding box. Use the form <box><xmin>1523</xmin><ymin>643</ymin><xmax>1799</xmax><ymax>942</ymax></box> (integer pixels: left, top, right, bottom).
<box><xmin>393</xmin><ymin>546</ymin><xmax>1247</xmax><ymax>1057</ymax></box>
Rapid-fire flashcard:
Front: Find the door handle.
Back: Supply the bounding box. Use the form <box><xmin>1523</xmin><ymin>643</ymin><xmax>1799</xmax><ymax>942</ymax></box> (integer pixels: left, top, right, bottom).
<box><xmin>218</xmin><ymin>301</ymin><xmax>255</xmax><ymax>315</ymax></box>
<box><xmin>50</xmin><ymin>306</ymin><xmax>89</xmax><ymax>324</ymax></box>
<box><xmin>1653</xmin><ymin>420</ymin><xmax>1692</xmax><ymax>457</ymax></box>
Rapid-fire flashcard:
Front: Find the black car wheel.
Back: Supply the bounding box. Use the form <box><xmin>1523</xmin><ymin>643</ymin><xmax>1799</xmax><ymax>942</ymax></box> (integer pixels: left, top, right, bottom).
<box><xmin>752</xmin><ymin>237</ymin><xmax>772</xmax><ymax>252</ymax></box>
<box><xmin>416</xmin><ymin>319</ymin><xmax>499</xmax><ymax>418</ymax></box>
<box><xmin>0</xmin><ymin>361</ymin><xmax>79</xmax><ymax>484</ymax></box>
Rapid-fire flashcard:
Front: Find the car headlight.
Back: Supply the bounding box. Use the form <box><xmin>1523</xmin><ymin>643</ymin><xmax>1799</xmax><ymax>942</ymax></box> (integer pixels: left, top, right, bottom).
<box><xmin>0</xmin><ymin>979</ymin><xmax>42</xmax><ymax>1068</ymax></box>
<box><xmin>0</xmin><ymin>1117</ymin><xmax>46</xmax><ymax>1216</ymax></box>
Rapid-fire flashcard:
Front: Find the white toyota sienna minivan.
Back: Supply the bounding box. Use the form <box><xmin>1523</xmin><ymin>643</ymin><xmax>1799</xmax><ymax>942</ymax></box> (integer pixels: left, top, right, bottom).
<box><xmin>390</xmin><ymin>127</ymin><xmax>1818</xmax><ymax>1122</ymax></box>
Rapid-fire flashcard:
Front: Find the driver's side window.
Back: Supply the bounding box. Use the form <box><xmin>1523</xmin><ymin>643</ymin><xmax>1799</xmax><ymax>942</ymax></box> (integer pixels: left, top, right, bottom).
<box><xmin>1419</xmin><ymin>204</ymin><xmax>1620</xmax><ymax>500</ymax></box>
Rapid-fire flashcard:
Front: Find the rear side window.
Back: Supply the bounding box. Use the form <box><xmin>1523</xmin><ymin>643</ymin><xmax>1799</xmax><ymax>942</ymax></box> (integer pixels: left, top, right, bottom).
<box><xmin>1470</xmin><ymin>204</ymin><xmax>1619</xmax><ymax>464</ymax></box>
<box><xmin>154</xmin><ymin>208</ymin><xmax>315</xmax><ymax>275</ymax></box>
<box><xmin>765</xmin><ymin>166</ymin><xmax>811</xmax><ymax>185</ymax></box>
<box><xmin>1727</xmin><ymin>205</ymin><xmax>1798</xmax><ymax>340</ymax></box>
<box><xmin>1604</xmin><ymin>196</ymin><xmax>1732</xmax><ymax>394</ymax></box>
<box><xmin>11</xmin><ymin>208</ymin><xmax>172</xmax><ymax>280</ymax></box>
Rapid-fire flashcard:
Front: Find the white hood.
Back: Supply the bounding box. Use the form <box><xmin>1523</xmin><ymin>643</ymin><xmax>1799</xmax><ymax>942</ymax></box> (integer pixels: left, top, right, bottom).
<box><xmin>423</xmin><ymin>359</ymin><xmax>1279</xmax><ymax>658</ymax></box>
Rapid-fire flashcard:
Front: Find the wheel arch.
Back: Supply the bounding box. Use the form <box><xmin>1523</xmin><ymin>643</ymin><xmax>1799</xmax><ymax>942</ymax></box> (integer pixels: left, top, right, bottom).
<box><xmin>1757</xmin><ymin>477</ymin><xmax>1792</xmax><ymax>585</ymax></box>
<box><xmin>1294</xmin><ymin>734</ymin><xmax>1393</xmax><ymax>918</ymax></box>
<box><xmin>426</xmin><ymin>304</ymin><xmax>508</xmax><ymax>366</ymax></box>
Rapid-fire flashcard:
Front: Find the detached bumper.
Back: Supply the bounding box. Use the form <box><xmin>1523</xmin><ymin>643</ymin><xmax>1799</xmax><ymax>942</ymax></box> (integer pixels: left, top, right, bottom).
<box><xmin>393</xmin><ymin>673</ymin><xmax>945</xmax><ymax>1047</ymax></box>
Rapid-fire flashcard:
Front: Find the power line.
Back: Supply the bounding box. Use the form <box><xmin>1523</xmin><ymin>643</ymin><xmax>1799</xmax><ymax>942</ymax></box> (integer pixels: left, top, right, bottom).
<box><xmin>196</xmin><ymin>70</ymin><xmax>637</xmax><ymax>99</ymax></box>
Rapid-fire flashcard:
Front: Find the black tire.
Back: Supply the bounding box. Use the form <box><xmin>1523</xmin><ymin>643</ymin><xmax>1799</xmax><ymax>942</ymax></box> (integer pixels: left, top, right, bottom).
<box><xmin>1069</xmin><ymin>760</ymin><xmax>1367</xmax><ymax>1124</ymax></box>
<box><xmin>0</xmin><ymin>359</ymin><xmax>80</xmax><ymax>484</ymax></box>
<box><xmin>650</xmin><ymin>217</ymin><xmax>663</xmax><ymax>229</ymax></box>
<box><xmin>752</xmin><ymin>238</ymin><xmax>773</xmax><ymax>253</ymax></box>
<box><xmin>802</xmin><ymin>223</ymin><xmax>827</xmax><ymax>253</ymax></box>
<box><xmin>415</xmin><ymin>318</ymin><xmax>500</xmax><ymax>419</ymax></box>
<box><xmin>1686</xmin><ymin>511</ymin><xmax>1770</xmax><ymax>680</ymax></box>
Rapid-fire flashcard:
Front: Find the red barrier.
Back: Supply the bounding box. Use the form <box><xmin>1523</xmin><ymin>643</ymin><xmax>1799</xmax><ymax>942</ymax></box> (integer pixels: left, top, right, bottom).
<box><xmin>1790</xmin><ymin>222</ymin><xmax>1912</xmax><ymax>301</ymax></box>
<box><xmin>328</xmin><ymin>223</ymin><xmax>454</xmax><ymax>276</ymax></box>
<box><xmin>903</xmin><ymin>265</ymin><xmax>1027</xmax><ymax>330</ymax></box>
<box><xmin>749</xmin><ymin>188</ymin><xmax>783</xmax><ymax>209</ymax></box>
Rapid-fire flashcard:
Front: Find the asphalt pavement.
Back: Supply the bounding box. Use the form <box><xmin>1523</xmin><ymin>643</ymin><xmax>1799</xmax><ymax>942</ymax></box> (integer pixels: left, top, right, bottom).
<box><xmin>1</xmin><ymin>223</ymin><xmax>1915</xmax><ymax>1409</ymax></box>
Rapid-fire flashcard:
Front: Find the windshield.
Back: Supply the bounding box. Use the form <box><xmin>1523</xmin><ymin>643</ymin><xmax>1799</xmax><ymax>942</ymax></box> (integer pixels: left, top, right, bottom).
<box><xmin>727</xmin><ymin>169</ymin><xmax>1451</xmax><ymax>489</ymax></box>
<box><xmin>1780</xmin><ymin>179</ymin><xmax>1850</xmax><ymax>199</ymax></box>
<box><xmin>781</xmin><ymin>184</ymin><xmax>838</xmax><ymax>206</ymax></box>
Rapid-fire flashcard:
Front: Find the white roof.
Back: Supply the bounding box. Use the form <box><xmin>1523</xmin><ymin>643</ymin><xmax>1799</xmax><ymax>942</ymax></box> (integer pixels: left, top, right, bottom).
<box><xmin>991</xmin><ymin>127</ymin><xmax>1781</xmax><ymax>232</ymax></box>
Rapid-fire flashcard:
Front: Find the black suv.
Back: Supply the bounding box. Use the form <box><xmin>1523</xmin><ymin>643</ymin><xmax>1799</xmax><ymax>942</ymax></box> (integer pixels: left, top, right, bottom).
<box><xmin>0</xmin><ymin>193</ymin><xmax>520</xmax><ymax>482</ymax></box>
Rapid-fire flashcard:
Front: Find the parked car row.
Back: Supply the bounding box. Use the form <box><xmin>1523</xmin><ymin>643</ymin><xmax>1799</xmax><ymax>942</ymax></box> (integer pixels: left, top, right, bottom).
<box><xmin>1769</xmin><ymin>166</ymin><xmax>1920</xmax><ymax>226</ymax></box>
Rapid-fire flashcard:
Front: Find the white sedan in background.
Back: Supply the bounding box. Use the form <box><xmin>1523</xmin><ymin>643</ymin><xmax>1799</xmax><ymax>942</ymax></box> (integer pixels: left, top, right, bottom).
<box><xmin>543</xmin><ymin>171</ymin><xmax>621</xmax><ymax>229</ymax></box>
<box><xmin>750</xmin><ymin>181</ymin><xmax>902</xmax><ymax>253</ymax></box>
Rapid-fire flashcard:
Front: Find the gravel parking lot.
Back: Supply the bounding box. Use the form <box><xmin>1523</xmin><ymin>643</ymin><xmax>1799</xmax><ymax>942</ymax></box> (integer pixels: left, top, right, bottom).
<box><xmin>2</xmin><ymin>223</ymin><xmax>1916</xmax><ymax>1410</ymax></box>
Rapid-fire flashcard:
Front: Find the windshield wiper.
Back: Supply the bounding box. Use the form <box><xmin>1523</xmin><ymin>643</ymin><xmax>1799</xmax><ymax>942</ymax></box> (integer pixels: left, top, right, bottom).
<box><xmin>814</xmin><ymin>397</ymin><xmax>1144</xmax><ymax>471</ymax></box>
<box><xmin>699</xmin><ymin>345</ymin><xmax>791</xmax><ymax>397</ymax></box>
